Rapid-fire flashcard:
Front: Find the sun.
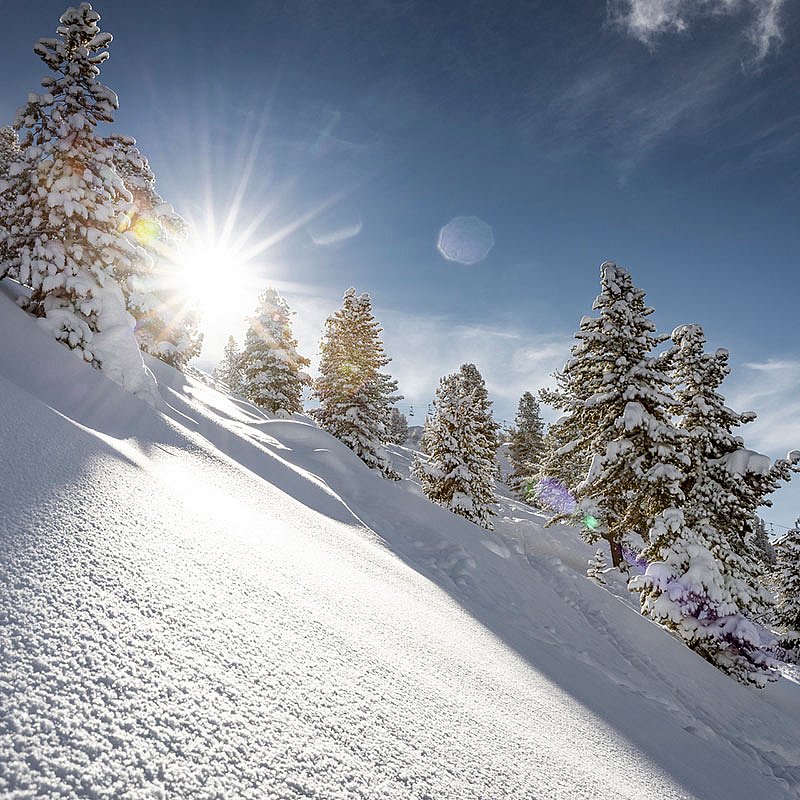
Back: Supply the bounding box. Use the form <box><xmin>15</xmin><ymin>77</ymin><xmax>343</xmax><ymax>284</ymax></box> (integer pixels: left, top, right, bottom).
<box><xmin>178</xmin><ymin>242</ymin><xmax>236</xmax><ymax>308</ymax></box>
<box><xmin>176</xmin><ymin>236</ymin><xmax>258</xmax><ymax>327</ymax></box>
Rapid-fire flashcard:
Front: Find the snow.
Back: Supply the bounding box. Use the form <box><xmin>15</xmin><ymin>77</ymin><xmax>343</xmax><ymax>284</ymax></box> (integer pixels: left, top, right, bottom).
<box><xmin>1</xmin><ymin>285</ymin><xmax>800</xmax><ymax>798</ymax></box>
<box><xmin>721</xmin><ymin>447</ymin><xmax>773</xmax><ymax>477</ymax></box>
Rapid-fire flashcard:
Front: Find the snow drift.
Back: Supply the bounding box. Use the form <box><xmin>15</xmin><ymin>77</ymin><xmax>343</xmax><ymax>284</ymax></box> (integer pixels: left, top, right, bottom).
<box><xmin>1</xmin><ymin>284</ymin><xmax>799</xmax><ymax>799</ymax></box>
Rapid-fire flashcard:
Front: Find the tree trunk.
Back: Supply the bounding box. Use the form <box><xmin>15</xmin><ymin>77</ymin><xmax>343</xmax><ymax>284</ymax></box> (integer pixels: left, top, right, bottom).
<box><xmin>609</xmin><ymin>538</ymin><xmax>624</xmax><ymax>570</ymax></box>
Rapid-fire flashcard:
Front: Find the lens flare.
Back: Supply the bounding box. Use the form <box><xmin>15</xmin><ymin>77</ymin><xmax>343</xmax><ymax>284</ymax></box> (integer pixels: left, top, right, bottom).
<box><xmin>131</xmin><ymin>216</ymin><xmax>162</xmax><ymax>245</ymax></box>
<box><xmin>437</xmin><ymin>216</ymin><xmax>494</xmax><ymax>265</ymax></box>
<box><xmin>533</xmin><ymin>477</ymin><xmax>576</xmax><ymax>514</ymax></box>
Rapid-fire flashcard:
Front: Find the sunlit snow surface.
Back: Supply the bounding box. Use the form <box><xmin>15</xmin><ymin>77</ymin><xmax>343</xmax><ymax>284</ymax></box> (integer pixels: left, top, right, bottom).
<box><xmin>1</xmin><ymin>286</ymin><xmax>800</xmax><ymax>799</ymax></box>
<box><xmin>437</xmin><ymin>215</ymin><xmax>494</xmax><ymax>264</ymax></box>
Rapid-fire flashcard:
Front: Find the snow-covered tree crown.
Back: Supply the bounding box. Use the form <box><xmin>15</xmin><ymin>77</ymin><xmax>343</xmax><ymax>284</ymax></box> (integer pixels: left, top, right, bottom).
<box><xmin>313</xmin><ymin>287</ymin><xmax>399</xmax><ymax>478</ymax></box>
<box><xmin>19</xmin><ymin>3</ymin><xmax>118</xmax><ymax>139</ymax></box>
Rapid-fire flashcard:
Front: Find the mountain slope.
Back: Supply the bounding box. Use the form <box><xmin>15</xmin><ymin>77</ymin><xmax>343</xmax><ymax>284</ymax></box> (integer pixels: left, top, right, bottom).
<box><xmin>1</xmin><ymin>285</ymin><xmax>799</xmax><ymax>800</ymax></box>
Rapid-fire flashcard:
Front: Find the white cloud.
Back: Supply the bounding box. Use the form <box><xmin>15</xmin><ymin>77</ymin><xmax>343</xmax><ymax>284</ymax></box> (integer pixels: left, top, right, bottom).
<box><xmin>608</xmin><ymin>0</ymin><xmax>785</xmax><ymax>62</ymax></box>
<box><xmin>727</xmin><ymin>358</ymin><xmax>800</xmax><ymax>530</ymax></box>
<box><xmin>749</xmin><ymin>0</ymin><xmax>785</xmax><ymax>61</ymax></box>
<box><xmin>376</xmin><ymin>309</ymin><xmax>571</xmax><ymax>425</ymax></box>
<box><xmin>727</xmin><ymin>359</ymin><xmax>800</xmax><ymax>453</ymax></box>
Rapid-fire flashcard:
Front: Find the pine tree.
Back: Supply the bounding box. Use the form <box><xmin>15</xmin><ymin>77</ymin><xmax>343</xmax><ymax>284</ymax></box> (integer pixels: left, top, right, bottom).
<box><xmin>313</xmin><ymin>288</ymin><xmax>400</xmax><ymax>479</ymax></box>
<box><xmin>0</xmin><ymin>126</ymin><xmax>22</xmax><ymax>279</ymax></box>
<box><xmin>214</xmin><ymin>335</ymin><xmax>244</xmax><ymax>393</ymax></box>
<box><xmin>587</xmin><ymin>548</ymin><xmax>608</xmax><ymax>585</ymax></box>
<box><xmin>552</xmin><ymin>263</ymin><xmax>684</xmax><ymax>569</ymax></box>
<box><xmin>507</xmin><ymin>391</ymin><xmax>545</xmax><ymax>500</ymax></box>
<box><xmin>774</xmin><ymin>520</ymin><xmax>800</xmax><ymax>663</ymax></box>
<box><xmin>631</xmin><ymin>324</ymin><xmax>800</xmax><ymax>685</ymax></box>
<box><xmin>387</xmin><ymin>408</ymin><xmax>409</xmax><ymax>444</ymax></box>
<box><xmin>240</xmin><ymin>288</ymin><xmax>311</xmax><ymax>416</ymax></box>
<box><xmin>107</xmin><ymin>134</ymin><xmax>202</xmax><ymax>369</ymax></box>
<box><xmin>459</xmin><ymin>363</ymin><xmax>500</xmax><ymax>451</ymax></box>
<box><xmin>413</xmin><ymin>369</ymin><xmax>497</xmax><ymax>529</ymax></box>
<box><xmin>0</xmin><ymin>4</ymin><xmax>154</xmax><ymax>398</ymax></box>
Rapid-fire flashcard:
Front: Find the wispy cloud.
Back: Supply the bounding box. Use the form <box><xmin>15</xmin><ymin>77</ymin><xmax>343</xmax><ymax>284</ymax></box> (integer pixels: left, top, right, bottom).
<box><xmin>727</xmin><ymin>359</ymin><xmax>800</xmax><ymax>454</ymax></box>
<box><xmin>375</xmin><ymin>309</ymin><xmax>571</xmax><ymax>424</ymax></box>
<box><xmin>276</xmin><ymin>288</ymin><xmax>572</xmax><ymax>423</ymax></box>
<box><xmin>539</xmin><ymin>46</ymin><xmax>739</xmax><ymax>179</ymax></box>
<box><xmin>726</xmin><ymin>358</ymin><xmax>800</xmax><ymax>529</ymax></box>
<box><xmin>607</xmin><ymin>0</ymin><xmax>786</xmax><ymax>64</ymax></box>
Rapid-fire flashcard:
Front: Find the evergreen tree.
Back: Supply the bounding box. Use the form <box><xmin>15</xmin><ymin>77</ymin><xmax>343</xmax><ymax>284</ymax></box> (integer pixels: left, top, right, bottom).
<box><xmin>552</xmin><ymin>263</ymin><xmax>683</xmax><ymax>569</ymax></box>
<box><xmin>587</xmin><ymin>548</ymin><xmax>608</xmax><ymax>585</ymax></box>
<box><xmin>774</xmin><ymin>520</ymin><xmax>800</xmax><ymax>663</ymax></box>
<box><xmin>387</xmin><ymin>408</ymin><xmax>409</xmax><ymax>445</ymax></box>
<box><xmin>0</xmin><ymin>3</ymin><xmax>154</xmax><ymax>398</ymax></box>
<box><xmin>459</xmin><ymin>363</ymin><xmax>500</xmax><ymax>451</ymax></box>
<box><xmin>0</xmin><ymin>126</ymin><xmax>22</xmax><ymax>279</ymax></box>
<box><xmin>507</xmin><ymin>391</ymin><xmax>545</xmax><ymax>500</ymax></box>
<box><xmin>631</xmin><ymin>324</ymin><xmax>799</xmax><ymax>685</ymax></box>
<box><xmin>107</xmin><ymin>134</ymin><xmax>202</xmax><ymax>369</ymax></box>
<box><xmin>214</xmin><ymin>335</ymin><xmax>244</xmax><ymax>393</ymax></box>
<box><xmin>413</xmin><ymin>368</ymin><xmax>497</xmax><ymax>529</ymax></box>
<box><xmin>313</xmin><ymin>288</ymin><xmax>400</xmax><ymax>479</ymax></box>
<box><xmin>240</xmin><ymin>288</ymin><xmax>311</xmax><ymax>416</ymax></box>
<box><xmin>459</xmin><ymin>362</ymin><xmax>502</xmax><ymax>481</ymax></box>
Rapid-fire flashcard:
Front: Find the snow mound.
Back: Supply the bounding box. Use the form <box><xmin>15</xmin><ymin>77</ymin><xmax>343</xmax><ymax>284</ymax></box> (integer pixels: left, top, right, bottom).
<box><xmin>1</xmin><ymin>287</ymin><xmax>800</xmax><ymax>799</ymax></box>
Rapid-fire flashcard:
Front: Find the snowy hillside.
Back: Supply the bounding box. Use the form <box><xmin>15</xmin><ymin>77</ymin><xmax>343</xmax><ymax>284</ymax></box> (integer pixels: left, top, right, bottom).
<box><xmin>1</xmin><ymin>284</ymin><xmax>799</xmax><ymax>800</ymax></box>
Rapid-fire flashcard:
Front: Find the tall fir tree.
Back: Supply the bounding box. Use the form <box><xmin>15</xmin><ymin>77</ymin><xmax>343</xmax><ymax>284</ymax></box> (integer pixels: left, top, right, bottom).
<box><xmin>107</xmin><ymin>134</ymin><xmax>202</xmax><ymax>369</ymax></box>
<box><xmin>631</xmin><ymin>324</ymin><xmax>799</xmax><ymax>685</ymax></box>
<box><xmin>0</xmin><ymin>3</ymin><xmax>154</xmax><ymax>398</ymax></box>
<box><xmin>507</xmin><ymin>391</ymin><xmax>545</xmax><ymax>500</ymax></box>
<box><xmin>552</xmin><ymin>263</ymin><xmax>684</xmax><ymax>569</ymax></box>
<box><xmin>773</xmin><ymin>519</ymin><xmax>800</xmax><ymax>663</ymax></box>
<box><xmin>214</xmin><ymin>335</ymin><xmax>244</xmax><ymax>393</ymax></box>
<box><xmin>387</xmin><ymin>407</ymin><xmax>409</xmax><ymax>445</ymax></box>
<box><xmin>240</xmin><ymin>288</ymin><xmax>311</xmax><ymax>416</ymax></box>
<box><xmin>414</xmin><ymin>368</ymin><xmax>497</xmax><ymax>529</ymax></box>
<box><xmin>458</xmin><ymin>363</ymin><xmax>500</xmax><ymax>451</ymax></box>
<box><xmin>313</xmin><ymin>288</ymin><xmax>400</xmax><ymax>479</ymax></box>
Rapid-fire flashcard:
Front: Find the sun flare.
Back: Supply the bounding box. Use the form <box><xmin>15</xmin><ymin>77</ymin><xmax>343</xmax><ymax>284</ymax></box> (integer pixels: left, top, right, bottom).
<box><xmin>176</xmin><ymin>235</ymin><xmax>260</xmax><ymax>328</ymax></box>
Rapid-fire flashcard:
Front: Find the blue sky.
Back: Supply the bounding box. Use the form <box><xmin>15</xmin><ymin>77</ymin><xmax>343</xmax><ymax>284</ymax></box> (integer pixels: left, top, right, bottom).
<box><xmin>1</xmin><ymin>1</ymin><xmax>798</xmax><ymax>529</ymax></box>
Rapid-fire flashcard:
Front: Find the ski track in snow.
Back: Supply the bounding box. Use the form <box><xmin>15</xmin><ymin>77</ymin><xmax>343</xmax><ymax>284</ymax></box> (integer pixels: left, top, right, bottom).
<box><xmin>1</xmin><ymin>287</ymin><xmax>799</xmax><ymax>799</ymax></box>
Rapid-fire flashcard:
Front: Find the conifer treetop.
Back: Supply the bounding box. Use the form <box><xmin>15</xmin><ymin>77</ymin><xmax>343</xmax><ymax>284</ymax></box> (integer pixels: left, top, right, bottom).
<box><xmin>20</xmin><ymin>3</ymin><xmax>118</xmax><ymax>137</ymax></box>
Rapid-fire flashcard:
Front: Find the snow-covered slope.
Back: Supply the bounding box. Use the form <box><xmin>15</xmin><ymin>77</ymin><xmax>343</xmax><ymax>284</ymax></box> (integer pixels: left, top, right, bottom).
<box><xmin>1</xmin><ymin>285</ymin><xmax>799</xmax><ymax>800</ymax></box>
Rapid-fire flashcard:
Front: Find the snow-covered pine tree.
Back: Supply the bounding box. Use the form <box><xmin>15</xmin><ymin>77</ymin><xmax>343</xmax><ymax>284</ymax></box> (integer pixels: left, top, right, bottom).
<box><xmin>0</xmin><ymin>126</ymin><xmax>22</xmax><ymax>279</ymax></box>
<box><xmin>107</xmin><ymin>134</ymin><xmax>202</xmax><ymax>369</ymax></box>
<box><xmin>459</xmin><ymin>363</ymin><xmax>500</xmax><ymax>451</ymax></box>
<box><xmin>459</xmin><ymin>362</ymin><xmax>502</xmax><ymax>481</ymax></box>
<box><xmin>507</xmin><ymin>391</ymin><xmax>545</xmax><ymax>500</ymax></box>
<box><xmin>0</xmin><ymin>3</ymin><xmax>155</xmax><ymax>399</ymax></box>
<box><xmin>774</xmin><ymin>519</ymin><xmax>800</xmax><ymax>663</ymax></box>
<box><xmin>214</xmin><ymin>335</ymin><xmax>244</xmax><ymax>393</ymax></box>
<box><xmin>413</xmin><ymin>369</ymin><xmax>497</xmax><ymax>529</ymax></box>
<box><xmin>552</xmin><ymin>263</ymin><xmax>684</xmax><ymax>569</ymax></box>
<box><xmin>387</xmin><ymin>408</ymin><xmax>409</xmax><ymax>445</ymax></box>
<box><xmin>631</xmin><ymin>324</ymin><xmax>799</xmax><ymax>685</ymax></box>
<box><xmin>313</xmin><ymin>288</ymin><xmax>400</xmax><ymax>479</ymax></box>
<box><xmin>587</xmin><ymin>548</ymin><xmax>608</xmax><ymax>585</ymax></box>
<box><xmin>240</xmin><ymin>288</ymin><xmax>311</xmax><ymax>416</ymax></box>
